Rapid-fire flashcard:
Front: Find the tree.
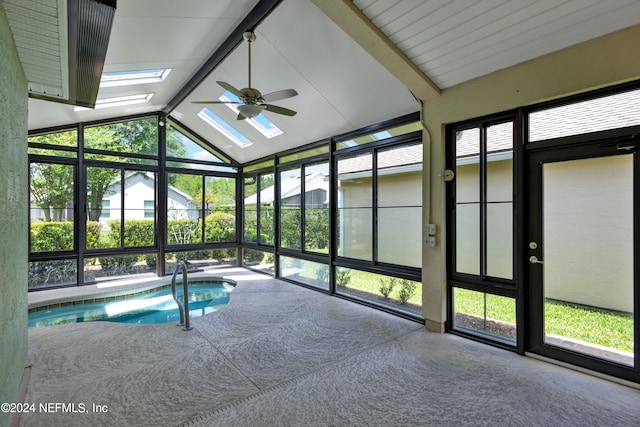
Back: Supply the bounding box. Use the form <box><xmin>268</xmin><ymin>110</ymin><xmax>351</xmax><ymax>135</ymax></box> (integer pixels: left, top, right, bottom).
<box><xmin>31</xmin><ymin>117</ymin><xmax>197</xmax><ymax>222</ymax></box>
<box><xmin>86</xmin><ymin>166</ymin><xmax>119</xmax><ymax>221</ymax></box>
<box><xmin>30</xmin><ymin>163</ymin><xmax>74</xmax><ymax>222</ymax></box>
<box><xmin>83</xmin><ymin>117</ymin><xmax>187</xmax><ymax>220</ymax></box>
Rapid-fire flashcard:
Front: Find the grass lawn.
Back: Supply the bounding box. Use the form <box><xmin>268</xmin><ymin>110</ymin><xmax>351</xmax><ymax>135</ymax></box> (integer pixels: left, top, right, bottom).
<box><xmin>545</xmin><ymin>300</ymin><xmax>633</xmax><ymax>353</ymax></box>
<box><xmin>338</xmin><ymin>269</ymin><xmax>422</xmax><ymax>307</ymax></box>
<box><xmin>454</xmin><ymin>288</ymin><xmax>634</xmax><ymax>353</ymax></box>
<box><xmin>285</xmin><ymin>260</ymin><xmax>422</xmax><ymax>307</ymax></box>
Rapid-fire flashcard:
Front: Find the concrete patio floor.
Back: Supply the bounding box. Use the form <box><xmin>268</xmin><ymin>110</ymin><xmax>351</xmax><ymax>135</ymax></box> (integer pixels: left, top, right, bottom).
<box><xmin>18</xmin><ymin>268</ymin><xmax>640</xmax><ymax>426</ymax></box>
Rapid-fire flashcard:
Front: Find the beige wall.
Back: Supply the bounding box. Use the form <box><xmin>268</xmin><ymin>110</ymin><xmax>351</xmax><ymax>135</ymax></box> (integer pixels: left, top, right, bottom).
<box><xmin>378</xmin><ymin>171</ymin><xmax>422</xmax><ymax>268</ymax></box>
<box><xmin>421</xmin><ymin>25</ymin><xmax>640</xmax><ymax>330</ymax></box>
<box><xmin>544</xmin><ymin>156</ymin><xmax>633</xmax><ymax>313</ymax></box>
<box><xmin>338</xmin><ymin>171</ymin><xmax>422</xmax><ymax>267</ymax></box>
<box><xmin>338</xmin><ymin>177</ymin><xmax>372</xmax><ymax>260</ymax></box>
<box><xmin>0</xmin><ymin>4</ymin><xmax>28</xmax><ymax>427</ymax></box>
<box><xmin>455</xmin><ymin>159</ymin><xmax>513</xmax><ymax>279</ymax></box>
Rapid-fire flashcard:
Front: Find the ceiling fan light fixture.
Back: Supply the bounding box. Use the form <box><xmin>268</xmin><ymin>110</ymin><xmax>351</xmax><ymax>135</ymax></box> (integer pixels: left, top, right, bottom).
<box><xmin>238</xmin><ymin>104</ymin><xmax>264</xmax><ymax>119</ymax></box>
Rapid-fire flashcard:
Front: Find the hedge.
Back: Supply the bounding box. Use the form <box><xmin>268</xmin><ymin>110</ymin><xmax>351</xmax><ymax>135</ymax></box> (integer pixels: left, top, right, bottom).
<box><xmin>31</xmin><ymin>221</ymin><xmax>102</xmax><ymax>252</ymax></box>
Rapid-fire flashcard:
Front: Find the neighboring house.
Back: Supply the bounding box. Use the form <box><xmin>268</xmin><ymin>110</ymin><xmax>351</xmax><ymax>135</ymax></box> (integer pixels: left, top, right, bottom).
<box><xmin>30</xmin><ymin>173</ymin><xmax>197</xmax><ymax>224</ymax></box>
<box><xmin>30</xmin><ymin>203</ymin><xmax>74</xmax><ymax>223</ymax></box>
<box><xmin>101</xmin><ymin>172</ymin><xmax>198</xmax><ymax>223</ymax></box>
<box><xmin>244</xmin><ymin>171</ymin><xmax>329</xmax><ymax>208</ymax></box>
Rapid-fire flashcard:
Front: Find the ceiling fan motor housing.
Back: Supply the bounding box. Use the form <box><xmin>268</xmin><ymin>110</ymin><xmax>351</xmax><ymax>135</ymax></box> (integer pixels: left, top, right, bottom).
<box><xmin>240</xmin><ymin>87</ymin><xmax>263</xmax><ymax>104</ymax></box>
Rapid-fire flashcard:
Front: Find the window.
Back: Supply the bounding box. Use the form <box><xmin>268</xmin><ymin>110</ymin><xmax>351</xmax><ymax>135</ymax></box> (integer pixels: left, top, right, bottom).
<box><xmin>204</xmin><ymin>176</ymin><xmax>236</xmax><ymax>243</ymax></box>
<box><xmin>259</xmin><ymin>174</ymin><xmax>275</xmax><ymax>245</ymax></box>
<box><xmin>198</xmin><ymin>108</ymin><xmax>252</xmax><ymax>148</ymax></box>
<box><xmin>29</xmin><ymin>129</ymin><xmax>77</xmax><ymax>158</ymax></box>
<box><xmin>377</xmin><ymin>144</ymin><xmax>422</xmax><ymax>268</ymax></box>
<box><xmin>28</xmin><ymin>114</ymin><xmax>240</xmax><ymax>288</ymax></box>
<box><xmin>75</xmin><ymin>94</ymin><xmax>154</xmax><ymax>111</ymax></box>
<box><xmin>453</xmin><ymin>288</ymin><xmax>516</xmax><ymax>343</ymax></box>
<box><xmin>335</xmin><ymin>267</ymin><xmax>422</xmax><ymax>316</ymax></box>
<box><xmin>303</xmin><ymin>163</ymin><xmax>329</xmax><ymax>254</ymax></box>
<box><xmin>454</xmin><ymin>121</ymin><xmax>514</xmax><ymax>279</ymax></box>
<box><xmin>100</xmin><ymin>69</ymin><xmax>171</xmax><ymax>87</ymax></box>
<box><xmin>280</xmin><ymin>256</ymin><xmax>329</xmax><ymax>290</ymax></box>
<box><xmin>166</xmin><ymin>122</ymin><xmax>227</xmax><ymax>164</ymax></box>
<box><xmin>243</xmin><ymin>177</ymin><xmax>258</xmax><ymax>243</ymax></box>
<box><xmin>167</xmin><ymin>173</ymin><xmax>237</xmax><ymax>247</ymax></box>
<box><xmin>243</xmin><ymin>164</ymin><xmax>275</xmax><ymax>247</ymax></box>
<box><xmin>448</xmin><ymin>116</ymin><xmax>516</xmax><ymax>345</ymax></box>
<box><xmin>84</xmin><ymin>117</ymin><xmax>159</xmax><ymax>158</ymax></box>
<box><xmin>100</xmin><ymin>200</ymin><xmax>111</xmax><ymax>220</ymax></box>
<box><xmin>336</xmin><ymin>121</ymin><xmax>421</xmax><ymax>150</ymax></box>
<box><xmin>167</xmin><ymin>173</ymin><xmax>203</xmax><ymax>245</ymax></box>
<box><xmin>29</xmin><ymin>161</ymin><xmax>75</xmax><ymax>253</ymax></box>
<box><xmin>529</xmin><ymin>87</ymin><xmax>640</xmax><ymax>142</ymax></box>
<box><xmin>243</xmin><ymin>248</ymin><xmax>274</xmax><ymax>275</ymax></box>
<box><xmin>337</xmin><ymin>153</ymin><xmax>373</xmax><ymax>260</ymax></box>
<box><xmin>280</xmin><ymin>167</ymin><xmax>302</xmax><ymax>250</ymax></box>
<box><xmin>144</xmin><ymin>201</ymin><xmax>154</xmax><ymax>219</ymax></box>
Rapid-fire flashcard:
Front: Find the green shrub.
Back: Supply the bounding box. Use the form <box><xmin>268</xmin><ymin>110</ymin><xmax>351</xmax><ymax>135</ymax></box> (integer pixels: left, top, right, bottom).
<box><xmin>280</xmin><ymin>207</ymin><xmax>301</xmax><ymax>249</ymax></box>
<box><xmin>397</xmin><ymin>279</ymin><xmax>418</xmax><ymax>304</ymax></box>
<box><xmin>167</xmin><ymin>219</ymin><xmax>201</xmax><ymax>245</ymax></box>
<box><xmin>305</xmin><ymin>208</ymin><xmax>329</xmax><ymax>250</ymax></box>
<box><xmin>205</xmin><ymin>211</ymin><xmax>236</xmax><ymax>242</ymax></box>
<box><xmin>336</xmin><ymin>269</ymin><xmax>351</xmax><ymax>287</ymax></box>
<box><xmin>315</xmin><ymin>265</ymin><xmax>329</xmax><ymax>283</ymax></box>
<box><xmin>210</xmin><ymin>249</ymin><xmax>236</xmax><ymax>262</ymax></box>
<box><xmin>379</xmin><ymin>277</ymin><xmax>397</xmax><ymax>299</ymax></box>
<box><xmin>244</xmin><ymin>249</ymin><xmax>265</xmax><ymax>263</ymax></box>
<box><xmin>98</xmin><ymin>255</ymin><xmax>139</xmax><ymax>274</ymax></box>
<box><xmin>107</xmin><ymin>219</ymin><xmax>155</xmax><ymax>247</ymax></box>
<box><xmin>86</xmin><ymin>221</ymin><xmax>103</xmax><ymax>249</ymax></box>
<box><xmin>144</xmin><ymin>254</ymin><xmax>157</xmax><ymax>268</ymax></box>
<box><xmin>30</xmin><ymin>221</ymin><xmax>74</xmax><ymax>252</ymax></box>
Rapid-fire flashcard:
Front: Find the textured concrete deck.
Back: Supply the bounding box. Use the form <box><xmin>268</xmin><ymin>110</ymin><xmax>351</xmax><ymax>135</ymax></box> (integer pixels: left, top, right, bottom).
<box><xmin>19</xmin><ymin>268</ymin><xmax>640</xmax><ymax>426</ymax></box>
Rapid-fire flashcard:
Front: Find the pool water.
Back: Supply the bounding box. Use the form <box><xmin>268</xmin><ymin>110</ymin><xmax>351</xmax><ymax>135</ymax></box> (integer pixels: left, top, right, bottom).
<box><xmin>29</xmin><ymin>283</ymin><xmax>234</xmax><ymax>327</ymax></box>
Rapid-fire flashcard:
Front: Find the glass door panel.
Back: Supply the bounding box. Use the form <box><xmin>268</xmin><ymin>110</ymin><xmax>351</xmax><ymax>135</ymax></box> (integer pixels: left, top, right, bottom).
<box><xmin>540</xmin><ymin>155</ymin><xmax>634</xmax><ymax>366</ymax></box>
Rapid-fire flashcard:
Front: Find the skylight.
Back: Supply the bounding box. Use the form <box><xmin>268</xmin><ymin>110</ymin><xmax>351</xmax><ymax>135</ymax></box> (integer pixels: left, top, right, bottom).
<box><xmin>219</xmin><ymin>92</ymin><xmax>283</xmax><ymax>138</ymax></box>
<box><xmin>198</xmin><ymin>108</ymin><xmax>252</xmax><ymax>148</ymax></box>
<box><xmin>100</xmin><ymin>69</ymin><xmax>172</xmax><ymax>87</ymax></box>
<box><xmin>74</xmin><ymin>93</ymin><xmax>154</xmax><ymax>111</ymax></box>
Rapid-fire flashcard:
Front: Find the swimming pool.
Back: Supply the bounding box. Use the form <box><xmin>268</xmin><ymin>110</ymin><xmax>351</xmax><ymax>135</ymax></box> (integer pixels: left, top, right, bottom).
<box><xmin>28</xmin><ymin>282</ymin><xmax>234</xmax><ymax>327</ymax></box>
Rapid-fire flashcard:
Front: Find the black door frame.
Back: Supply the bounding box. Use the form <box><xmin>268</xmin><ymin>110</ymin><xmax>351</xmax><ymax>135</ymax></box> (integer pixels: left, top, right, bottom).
<box><xmin>524</xmin><ymin>132</ymin><xmax>640</xmax><ymax>383</ymax></box>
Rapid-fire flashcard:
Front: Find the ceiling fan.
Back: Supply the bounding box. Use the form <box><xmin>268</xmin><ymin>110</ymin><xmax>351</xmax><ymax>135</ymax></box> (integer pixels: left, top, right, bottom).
<box><xmin>192</xmin><ymin>31</ymin><xmax>298</xmax><ymax>120</ymax></box>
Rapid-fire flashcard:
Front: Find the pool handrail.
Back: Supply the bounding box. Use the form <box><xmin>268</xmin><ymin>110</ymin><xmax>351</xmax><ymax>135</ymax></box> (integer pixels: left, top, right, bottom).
<box><xmin>171</xmin><ymin>261</ymin><xmax>192</xmax><ymax>331</ymax></box>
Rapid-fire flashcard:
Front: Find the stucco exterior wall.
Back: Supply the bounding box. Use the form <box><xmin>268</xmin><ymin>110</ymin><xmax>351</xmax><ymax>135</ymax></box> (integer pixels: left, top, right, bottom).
<box><xmin>543</xmin><ymin>155</ymin><xmax>633</xmax><ymax>313</ymax></box>
<box><xmin>338</xmin><ymin>177</ymin><xmax>372</xmax><ymax>260</ymax></box>
<box><xmin>455</xmin><ymin>159</ymin><xmax>513</xmax><ymax>279</ymax></box>
<box><xmin>377</xmin><ymin>171</ymin><xmax>421</xmax><ymax>268</ymax></box>
<box><xmin>338</xmin><ymin>171</ymin><xmax>422</xmax><ymax>267</ymax></box>
<box><xmin>0</xmin><ymin>4</ymin><xmax>28</xmax><ymax>426</ymax></box>
<box><xmin>421</xmin><ymin>25</ymin><xmax>640</xmax><ymax>331</ymax></box>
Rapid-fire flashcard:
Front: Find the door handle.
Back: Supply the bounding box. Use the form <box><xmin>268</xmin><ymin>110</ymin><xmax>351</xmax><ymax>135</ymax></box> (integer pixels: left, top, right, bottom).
<box><xmin>529</xmin><ymin>256</ymin><xmax>543</xmax><ymax>265</ymax></box>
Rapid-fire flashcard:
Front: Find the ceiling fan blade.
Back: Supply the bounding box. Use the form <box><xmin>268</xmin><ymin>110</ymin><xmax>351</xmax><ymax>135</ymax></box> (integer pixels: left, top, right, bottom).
<box><xmin>191</xmin><ymin>100</ymin><xmax>240</xmax><ymax>104</ymax></box>
<box><xmin>264</xmin><ymin>104</ymin><xmax>297</xmax><ymax>116</ymax></box>
<box><xmin>262</xmin><ymin>89</ymin><xmax>298</xmax><ymax>103</ymax></box>
<box><xmin>217</xmin><ymin>81</ymin><xmax>244</xmax><ymax>98</ymax></box>
<box><xmin>237</xmin><ymin>112</ymin><xmax>246</xmax><ymax>120</ymax></box>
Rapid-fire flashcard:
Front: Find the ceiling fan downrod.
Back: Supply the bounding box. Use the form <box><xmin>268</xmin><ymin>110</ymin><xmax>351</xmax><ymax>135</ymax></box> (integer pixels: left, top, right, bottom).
<box><xmin>244</xmin><ymin>31</ymin><xmax>256</xmax><ymax>89</ymax></box>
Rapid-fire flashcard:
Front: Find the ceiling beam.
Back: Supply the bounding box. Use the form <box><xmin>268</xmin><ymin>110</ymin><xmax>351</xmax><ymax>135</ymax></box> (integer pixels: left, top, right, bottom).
<box><xmin>163</xmin><ymin>0</ymin><xmax>283</xmax><ymax>114</ymax></box>
<box><xmin>311</xmin><ymin>0</ymin><xmax>440</xmax><ymax>100</ymax></box>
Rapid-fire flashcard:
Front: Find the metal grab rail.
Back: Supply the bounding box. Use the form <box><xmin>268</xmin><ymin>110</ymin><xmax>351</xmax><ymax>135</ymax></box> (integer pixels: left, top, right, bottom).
<box><xmin>171</xmin><ymin>261</ymin><xmax>192</xmax><ymax>331</ymax></box>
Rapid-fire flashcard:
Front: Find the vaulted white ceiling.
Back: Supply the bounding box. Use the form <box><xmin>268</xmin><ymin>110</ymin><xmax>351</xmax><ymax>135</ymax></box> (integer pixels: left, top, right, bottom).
<box><xmin>23</xmin><ymin>0</ymin><xmax>640</xmax><ymax>164</ymax></box>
